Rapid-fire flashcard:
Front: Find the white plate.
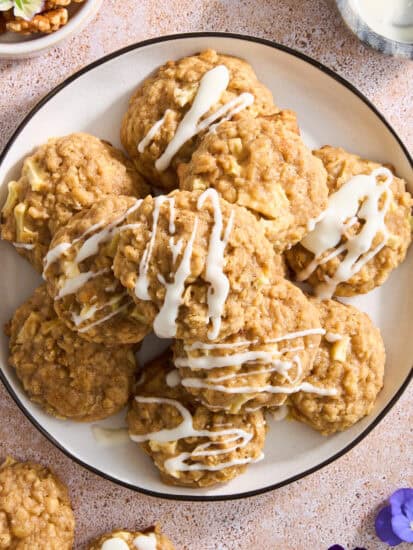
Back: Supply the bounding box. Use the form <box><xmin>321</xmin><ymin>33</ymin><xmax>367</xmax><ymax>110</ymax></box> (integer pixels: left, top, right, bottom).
<box><xmin>0</xmin><ymin>33</ymin><xmax>412</xmax><ymax>501</ymax></box>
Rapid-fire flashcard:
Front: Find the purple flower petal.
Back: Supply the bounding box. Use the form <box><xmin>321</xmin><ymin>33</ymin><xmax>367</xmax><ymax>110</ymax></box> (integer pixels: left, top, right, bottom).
<box><xmin>389</xmin><ymin>488</ymin><xmax>413</xmax><ymax>515</ymax></box>
<box><xmin>375</xmin><ymin>505</ymin><xmax>404</xmax><ymax>546</ymax></box>
<box><xmin>391</xmin><ymin>513</ymin><xmax>413</xmax><ymax>543</ymax></box>
<box><xmin>402</xmin><ymin>497</ymin><xmax>413</xmax><ymax>522</ymax></box>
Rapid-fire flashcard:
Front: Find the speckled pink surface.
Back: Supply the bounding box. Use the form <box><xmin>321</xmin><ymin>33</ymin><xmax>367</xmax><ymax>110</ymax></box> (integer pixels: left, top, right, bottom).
<box><xmin>0</xmin><ymin>1</ymin><xmax>412</xmax><ymax>549</ymax></box>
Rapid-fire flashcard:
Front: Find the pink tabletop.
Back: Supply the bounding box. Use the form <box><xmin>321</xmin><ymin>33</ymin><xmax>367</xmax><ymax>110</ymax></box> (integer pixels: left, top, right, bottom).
<box><xmin>0</xmin><ymin>1</ymin><xmax>412</xmax><ymax>548</ymax></box>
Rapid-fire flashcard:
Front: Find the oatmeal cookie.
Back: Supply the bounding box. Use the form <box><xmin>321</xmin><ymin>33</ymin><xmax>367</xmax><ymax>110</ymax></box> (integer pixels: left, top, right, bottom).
<box><xmin>44</xmin><ymin>196</ymin><xmax>151</xmax><ymax>345</ymax></box>
<box><xmin>113</xmin><ymin>189</ymin><xmax>282</xmax><ymax>342</ymax></box>
<box><xmin>127</xmin><ymin>351</ymin><xmax>266</xmax><ymax>488</ymax></box>
<box><xmin>173</xmin><ymin>281</ymin><xmax>322</xmax><ymax>413</ymax></box>
<box><xmin>286</xmin><ymin>146</ymin><xmax>412</xmax><ymax>297</ymax></box>
<box><xmin>290</xmin><ymin>298</ymin><xmax>385</xmax><ymax>435</ymax></box>
<box><xmin>1</xmin><ymin>133</ymin><xmax>148</xmax><ymax>272</ymax></box>
<box><xmin>121</xmin><ymin>49</ymin><xmax>276</xmax><ymax>191</ymax></box>
<box><xmin>178</xmin><ymin>113</ymin><xmax>328</xmax><ymax>252</ymax></box>
<box><xmin>0</xmin><ymin>457</ymin><xmax>74</xmax><ymax>550</ymax></box>
<box><xmin>88</xmin><ymin>525</ymin><xmax>175</xmax><ymax>550</ymax></box>
<box><xmin>7</xmin><ymin>286</ymin><xmax>137</xmax><ymax>421</ymax></box>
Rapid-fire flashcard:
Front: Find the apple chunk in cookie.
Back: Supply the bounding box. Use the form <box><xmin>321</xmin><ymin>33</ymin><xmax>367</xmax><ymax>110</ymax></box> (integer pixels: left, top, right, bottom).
<box><xmin>7</xmin><ymin>285</ymin><xmax>137</xmax><ymax>422</ymax></box>
<box><xmin>127</xmin><ymin>350</ymin><xmax>266</xmax><ymax>488</ymax></box>
<box><xmin>290</xmin><ymin>298</ymin><xmax>385</xmax><ymax>435</ymax></box>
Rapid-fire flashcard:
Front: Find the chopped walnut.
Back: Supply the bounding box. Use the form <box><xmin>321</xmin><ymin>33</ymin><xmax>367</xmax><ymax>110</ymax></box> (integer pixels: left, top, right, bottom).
<box><xmin>5</xmin><ymin>8</ymin><xmax>68</xmax><ymax>34</ymax></box>
<box><xmin>2</xmin><ymin>0</ymin><xmax>86</xmax><ymax>35</ymax></box>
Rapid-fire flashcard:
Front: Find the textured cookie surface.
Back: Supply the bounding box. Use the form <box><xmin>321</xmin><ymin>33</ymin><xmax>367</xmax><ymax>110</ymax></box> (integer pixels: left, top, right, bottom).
<box><xmin>44</xmin><ymin>195</ymin><xmax>151</xmax><ymax>344</ymax></box>
<box><xmin>0</xmin><ymin>457</ymin><xmax>75</xmax><ymax>550</ymax></box>
<box><xmin>127</xmin><ymin>351</ymin><xmax>266</xmax><ymax>488</ymax></box>
<box><xmin>179</xmin><ymin>113</ymin><xmax>328</xmax><ymax>251</ymax></box>
<box><xmin>174</xmin><ymin>281</ymin><xmax>322</xmax><ymax>413</ymax></box>
<box><xmin>8</xmin><ymin>285</ymin><xmax>137</xmax><ymax>421</ymax></box>
<box><xmin>121</xmin><ymin>49</ymin><xmax>276</xmax><ymax>190</ymax></box>
<box><xmin>114</xmin><ymin>189</ymin><xmax>281</xmax><ymax>342</ymax></box>
<box><xmin>88</xmin><ymin>525</ymin><xmax>175</xmax><ymax>550</ymax></box>
<box><xmin>286</xmin><ymin>146</ymin><xmax>412</xmax><ymax>297</ymax></box>
<box><xmin>1</xmin><ymin>133</ymin><xmax>148</xmax><ymax>271</ymax></box>
<box><xmin>290</xmin><ymin>298</ymin><xmax>385</xmax><ymax>435</ymax></box>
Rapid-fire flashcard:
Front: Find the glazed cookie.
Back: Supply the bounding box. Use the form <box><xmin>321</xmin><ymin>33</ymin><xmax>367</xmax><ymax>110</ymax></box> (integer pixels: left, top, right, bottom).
<box><xmin>0</xmin><ymin>457</ymin><xmax>75</xmax><ymax>550</ymax></box>
<box><xmin>44</xmin><ymin>195</ymin><xmax>151</xmax><ymax>344</ymax></box>
<box><xmin>7</xmin><ymin>286</ymin><xmax>137</xmax><ymax>421</ymax></box>
<box><xmin>290</xmin><ymin>298</ymin><xmax>385</xmax><ymax>435</ymax></box>
<box><xmin>1</xmin><ymin>133</ymin><xmax>149</xmax><ymax>272</ymax></box>
<box><xmin>286</xmin><ymin>146</ymin><xmax>412</xmax><ymax>298</ymax></box>
<box><xmin>128</xmin><ymin>351</ymin><xmax>266</xmax><ymax>488</ymax></box>
<box><xmin>113</xmin><ymin>189</ymin><xmax>282</xmax><ymax>342</ymax></box>
<box><xmin>88</xmin><ymin>525</ymin><xmax>175</xmax><ymax>550</ymax></box>
<box><xmin>179</xmin><ymin>113</ymin><xmax>328</xmax><ymax>252</ymax></box>
<box><xmin>121</xmin><ymin>49</ymin><xmax>276</xmax><ymax>190</ymax></box>
<box><xmin>173</xmin><ymin>281</ymin><xmax>323</xmax><ymax>414</ymax></box>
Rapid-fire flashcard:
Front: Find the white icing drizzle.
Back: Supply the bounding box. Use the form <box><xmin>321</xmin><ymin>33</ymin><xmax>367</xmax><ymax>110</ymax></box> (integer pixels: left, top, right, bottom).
<box><xmin>77</xmin><ymin>302</ymin><xmax>131</xmax><ymax>333</ymax></box>
<box><xmin>185</xmin><ymin>339</ymin><xmax>259</xmax><ymax>351</ymax></box>
<box><xmin>176</xmin><ymin>349</ymin><xmax>296</xmax><ymax>371</ymax></box>
<box><xmin>166</xmin><ymin>369</ymin><xmax>181</xmax><ymax>387</ymax></box>
<box><xmin>130</xmin><ymin>396</ymin><xmax>258</xmax><ymax>473</ymax></box>
<box><xmin>43</xmin><ymin>199</ymin><xmax>142</xmax><ymax>297</ymax></box>
<box><xmin>153</xmin><ymin>217</ymin><xmax>199</xmax><ymax>337</ymax></box>
<box><xmin>198</xmin><ymin>189</ymin><xmax>234</xmax><ymax>340</ymax></box>
<box><xmin>71</xmin><ymin>293</ymin><xmax>128</xmax><ymax>326</ymax></box>
<box><xmin>198</xmin><ymin>92</ymin><xmax>254</xmax><ymax>134</ymax></box>
<box><xmin>135</xmin><ymin>196</ymin><xmax>168</xmax><ymax>300</ymax></box>
<box><xmin>325</xmin><ymin>332</ymin><xmax>343</xmax><ymax>343</ymax></box>
<box><xmin>184</xmin><ymin>328</ymin><xmax>325</xmax><ymax>352</ymax></box>
<box><xmin>12</xmin><ymin>242</ymin><xmax>35</xmax><ymax>250</ymax></box>
<box><xmin>101</xmin><ymin>538</ymin><xmax>130</xmax><ymax>550</ymax></box>
<box><xmin>133</xmin><ymin>533</ymin><xmax>157</xmax><ymax>550</ymax></box>
<box><xmin>92</xmin><ymin>426</ymin><xmax>130</xmax><ymax>446</ymax></box>
<box><xmin>75</xmin><ymin>199</ymin><xmax>143</xmax><ymax>264</ymax></box>
<box><xmin>200</xmin><ymin>355</ymin><xmax>302</xmax><ymax>385</ymax></box>
<box><xmin>56</xmin><ymin>268</ymin><xmax>109</xmax><ymax>299</ymax></box>
<box><xmin>181</xmin><ymin>377</ymin><xmax>337</xmax><ymax>397</ymax></box>
<box><xmin>169</xmin><ymin>236</ymin><xmax>183</xmax><ymax>264</ymax></box>
<box><xmin>43</xmin><ymin>243</ymin><xmax>72</xmax><ymax>275</ymax></box>
<box><xmin>137</xmin><ymin>110</ymin><xmax>172</xmax><ymax>153</ymax></box>
<box><xmin>155</xmin><ymin>65</ymin><xmax>230</xmax><ymax>171</ymax></box>
<box><xmin>298</xmin><ymin>167</ymin><xmax>393</xmax><ymax>298</ymax></box>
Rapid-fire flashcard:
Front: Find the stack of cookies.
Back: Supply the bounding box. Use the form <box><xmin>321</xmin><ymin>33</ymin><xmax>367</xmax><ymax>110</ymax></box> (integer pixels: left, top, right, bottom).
<box><xmin>1</xmin><ymin>49</ymin><xmax>411</xmax><ymax>488</ymax></box>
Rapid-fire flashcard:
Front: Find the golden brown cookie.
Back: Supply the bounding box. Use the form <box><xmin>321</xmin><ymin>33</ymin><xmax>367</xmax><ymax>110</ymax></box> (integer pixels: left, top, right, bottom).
<box><xmin>88</xmin><ymin>525</ymin><xmax>175</xmax><ymax>550</ymax></box>
<box><xmin>173</xmin><ymin>281</ymin><xmax>322</xmax><ymax>413</ymax></box>
<box><xmin>1</xmin><ymin>133</ymin><xmax>148</xmax><ymax>272</ymax></box>
<box><xmin>0</xmin><ymin>457</ymin><xmax>75</xmax><ymax>550</ymax></box>
<box><xmin>44</xmin><ymin>195</ymin><xmax>151</xmax><ymax>345</ymax></box>
<box><xmin>127</xmin><ymin>351</ymin><xmax>266</xmax><ymax>488</ymax></box>
<box><xmin>290</xmin><ymin>298</ymin><xmax>385</xmax><ymax>435</ymax></box>
<box><xmin>7</xmin><ymin>285</ymin><xmax>137</xmax><ymax>422</ymax></box>
<box><xmin>286</xmin><ymin>146</ymin><xmax>412</xmax><ymax>297</ymax></box>
<box><xmin>178</xmin><ymin>113</ymin><xmax>328</xmax><ymax>252</ymax></box>
<box><xmin>121</xmin><ymin>49</ymin><xmax>276</xmax><ymax>190</ymax></box>
<box><xmin>113</xmin><ymin>189</ymin><xmax>282</xmax><ymax>342</ymax></box>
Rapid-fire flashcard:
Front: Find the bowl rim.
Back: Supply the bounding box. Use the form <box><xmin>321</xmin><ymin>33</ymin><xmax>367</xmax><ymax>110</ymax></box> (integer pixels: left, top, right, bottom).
<box><xmin>0</xmin><ymin>0</ymin><xmax>102</xmax><ymax>56</ymax></box>
<box><xmin>336</xmin><ymin>0</ymin><xmax>413</xmax><ymax>59</ymax></box>
<box><xmin>0</xmin><ymin>31</ymin><xmax>412</xmax><ymax>502</ymax></box>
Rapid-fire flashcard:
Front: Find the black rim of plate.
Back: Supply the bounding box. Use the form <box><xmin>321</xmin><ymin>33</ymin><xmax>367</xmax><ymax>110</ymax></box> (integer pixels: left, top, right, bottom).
<box><xmin>0</xmin><ymin>32</ymin><xmax>412</xmax><ymax>502</ymax></box>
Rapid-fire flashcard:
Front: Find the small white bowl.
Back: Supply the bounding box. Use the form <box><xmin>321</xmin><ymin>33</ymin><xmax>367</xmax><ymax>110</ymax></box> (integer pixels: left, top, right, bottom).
<box><xmin>0</xmin><ymin>0</ymin><xmax>102</xmax><ymax>59</ymax></box>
